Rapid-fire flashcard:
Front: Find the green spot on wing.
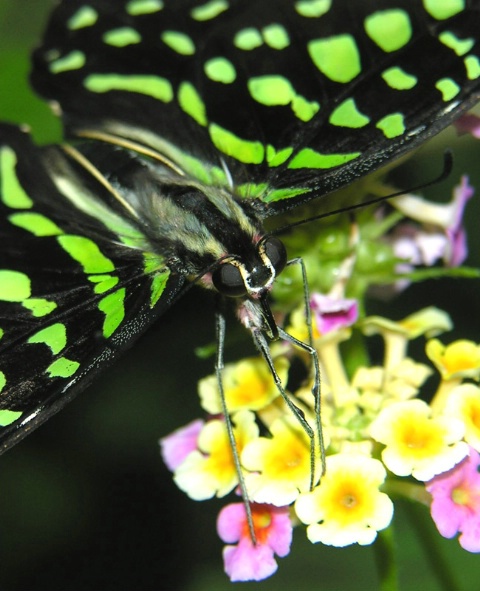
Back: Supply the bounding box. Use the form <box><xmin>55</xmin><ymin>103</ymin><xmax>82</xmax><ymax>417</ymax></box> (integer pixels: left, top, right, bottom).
<box><xmin>248</xmin><ymin>76</ymin><xmax>292</xmax><ymax>105</ymax></box>
<box><xmin>89</xmin><ymin>274</ymin><xmax>120</xmax><ymax>294</ymax></box>
<box><xmin>67</xmin><ymin>6</ymin><xmax>98</xmax><ymax>29</ymax></box>
<box><xmin>262</xmin><ymin>24</ymin><xmax>290</xmax><ymax>49</ymax></box>
<box><xmin>190</xmin><ymin>0</ymin><xmax>228</xmax><ymax>21</ymax></box>
<box><xmin>0</xmin><ymin>270</ymin><xmax>31</xmax><ymax>301</ymax></box>
<box><xmin>161</xmin><ymin>31</ymin><xmax>196</xmax><ymax>55</ymax></box>
<box><xmin>144</xmin><ymin>252</ymin><xmax>166</xmax><ymax>275</ymax></box>
<box><xmin>295</xmin><ymin>0</ymin><xmax>331</xmax><ymax>18</ymax></box>
<box><xmin>150</xmin><ymin>272</ymin><xmax>170</xmax><ymax>307</ymax></box>
<box><xmin>292</xmin><ymin>96</ymin><xmax>320</xmax><ymax>122</ymax></box>
<box><xmin>308</xmin><ymin>35</ymin><xmax>361</xmax><ymax>83</ymax></box>
<box><xmin>209</xmin><ymin>124</ymin><xmax>264</xmax><ymax>164</ymax></box>
<box><xmin>98</xmin><ymin>288</ymin><xmax>126</xmax><ymax>338</ymax></box>
<box><xmin>465</xmin><ymin>55</ymin><xmax>480</xmax><ymax>80</ymax></box>
<box><xmin>288</xmin><ymin>149</ymin><xmax>360</xmax><ymax>169</ymax></box>
<box><xmin>84</xmin><ymin>74</ymin><xmax>173</xmax><ymax>102</ymax></box>
<box><xmin>57</xmin><ymin>235</ymin><xmax>115</xmax><ymax>274</ymax></box>
<box><xmin>236</xmin><ymin>182</ymin><xmax>269</xmax><ymax>199</ymax></box>
<box><xmin>23</xmin><ymin>298</ymin><xmax>57</xmax><ymax>317</ymax></box>
<box><xmin>0</xmin><ymin>409</ymin><xmax>22</xmax><ymax>426</ymax></box>
<box><xmin>8</xmin><ymin>212</ymin><xmax>63</xmax><ymax>236</ymax></box>
<box><xmin>364</xmin><ymin>9</ymin><xmax>412</xmax><ymax>53</ymax></box>
<box><xmin>266</xmin><ymin>145</ymin><xmax>294</xmax><ymax>167</ymax></box>
<box><xmin>329</xmin><ymin>98</ymin><xmax>370</xmax><ymax>128</ymax></box>
<box><xmin>28</xmin><ymin>323</ymin><xmax>67</xmax><ymax>355</ymax></box>
<box><xmin>126</xmin><ymin>0</ymin><xmax>163</xmax><ymax>15</ymax></box>
<box><xmin>439</xmin><ymin>31</ymin><xmax>474</xmax><ymax>56</ymax></box>
<box><xmin>49</xmin><ymin>51</ymin><xmax>86</xmax><ymax>74</ymax></box>
<box><xmin>422</xmin><ymin>0</ymin><xmax>464</xmax><ymax>20</ymax></box>
<box><xmin>103</xmin><ymin>27</ymin><xmax>141</xmax><ymax>47</ymax></box>
<box><xmin>248</xmin><ymin>75</ymin><xmax>319</xmax><ymax>122</ymax></box>
<box><xmin>204</xmin><ymin>57</ymin><xmax>236</xmax><ymax>83</ymax></box>
<box><xmin>0</xmin><ymin>372</ymin><xmax>5</xmax><ymax>394</ymax></box>
<box><xmin>0</xmin><ymin>147</ymin><xmax>33</xmax><ymax>209</ymax></box>
<box><xmin>435</xmin><ymin>77</ymin><xmax>461</xmax><ymax>101</ymax></box>
<box><xmin>178</xmin><ymin>82</ymin><xmax>208</xmax><ymax>125</ymax></box>
<box><xmin>376</xmin><ymin>113</ymin><xmax>406</xmax><ymax>138</ymax></box>
<box><xmin>382</xmin><ymin>67</ymin><xmax>417</xmax><ymax>90</ymax></box>
<box><xmin>47</xmin><ymin>357</ymin><xmax>80</xmax><ymax>378</ymax></box>
<box><xmin>262</xmin><ymin>186</ymin><xmax>312</xmax><ymax>203</ymax></box>
<box><xmin>234</xmin><ymin>28</ymin><xmax>263</xmax><ymax>50</ymax></box>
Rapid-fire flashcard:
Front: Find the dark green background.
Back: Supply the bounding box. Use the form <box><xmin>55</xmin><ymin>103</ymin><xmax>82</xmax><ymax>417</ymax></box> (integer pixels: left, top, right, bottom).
<box><xmin>0</xmin><ymin>2</ymin><xmax>479</xmax><ymax>589</ymax></box>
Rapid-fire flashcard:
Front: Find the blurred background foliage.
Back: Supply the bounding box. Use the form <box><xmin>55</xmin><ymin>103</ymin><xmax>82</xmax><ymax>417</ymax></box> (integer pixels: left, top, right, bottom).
<box><xmin>0</xmin><ymin>1</ymin><xmax>479</xmax><ymax>590</ymax></box>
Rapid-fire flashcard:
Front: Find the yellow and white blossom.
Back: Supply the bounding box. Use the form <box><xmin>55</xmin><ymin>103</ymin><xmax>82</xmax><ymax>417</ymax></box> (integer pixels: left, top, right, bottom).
<box><xmin>295</xmin><ymin>454</ymin><xmax>393</xmax><ymax>546</ymax></box>
<box><xmin>370</xmin><ymin>399</ymin><xmax>469</xmax><ymax>481</ymax></box>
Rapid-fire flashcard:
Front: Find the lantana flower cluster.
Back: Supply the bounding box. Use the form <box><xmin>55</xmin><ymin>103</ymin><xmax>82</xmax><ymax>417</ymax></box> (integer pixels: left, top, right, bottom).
<box><xmin>160</xmin><ymin>126</ymin><xmax>480</xmax><ymax>583</ymax></box>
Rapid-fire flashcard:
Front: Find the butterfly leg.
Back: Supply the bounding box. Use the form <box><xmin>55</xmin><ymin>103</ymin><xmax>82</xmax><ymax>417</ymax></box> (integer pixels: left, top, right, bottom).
<box><xmin>214</xmin><ymin>297</ymin><xmax>257</xmax><ymax>543</ymax></box>
<box><xmin>250</xmin><ymin>326</ymin><xmax>322</xmax><ymax>490</ymax></box>
<box><xmin>285</xmin><ymin>256</ymin><xmax>326</xmax><ymax>479</ymax></box>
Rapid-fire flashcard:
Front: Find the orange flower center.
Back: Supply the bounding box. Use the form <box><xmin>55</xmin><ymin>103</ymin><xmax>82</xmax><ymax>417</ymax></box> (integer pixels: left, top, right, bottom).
<box><xmin>241</xmin><ymin>507</ymin><xmax>273</xmax><ymax>544</ymax></box>
<box><xmin>341</xmin><ymin>493</ymin><xmax>358</xmax><ymax>509</ymax></box>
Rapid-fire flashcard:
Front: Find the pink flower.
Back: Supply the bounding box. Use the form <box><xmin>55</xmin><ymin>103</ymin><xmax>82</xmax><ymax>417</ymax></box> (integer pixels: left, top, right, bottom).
<box><xmin>159</xmin><ymin>419</ymin><xmax>204</xmax><ymax>471</ymax></box>
<box><xmin>426</xmin><ymin>447</ymin><xmax>480</xmax><ymax>552</ymax></box>
<box><xmin>445</xmin><ymin>176</ymin><xmax>474</xmax><ymax>266</ymax></box>
<box><xmin>217</xmin><ymin>502</ymin><xmax>292</xmax><ymax>581</ymax></box>
<box><xmin>310</xmin><ymin>293</ymin><xmax>358</xmax><ymax>334</ymax></box>
<box><xmin>390</xmin><ymin>223</ymin><xmax>447</xmax><ymax>268</ymax></box>
<box><xmin>389</xmin><ymin>176</ymin><xmax>474</xmax><ymax>269</ymax></box>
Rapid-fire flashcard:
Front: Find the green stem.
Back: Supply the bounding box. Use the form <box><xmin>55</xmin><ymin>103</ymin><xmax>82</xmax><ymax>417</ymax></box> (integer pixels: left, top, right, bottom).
<box><xmin>383</xmin><ymin>479</ymin><xmax>431</xmax><ymax>506</ymax></box>
<box><xmin>403</xmin><ymin>503</ymin><xmax>460</xmax><ymax>591</ymax></box>
<box><xmin>374</xmin><ymin>526</ymin><xmax>399</xmax><ymax>591</ymax></box>
<box><xmin>342</xmin><ymin>329</ymin><xmax>370</xmax><ymax>377</ymax></box>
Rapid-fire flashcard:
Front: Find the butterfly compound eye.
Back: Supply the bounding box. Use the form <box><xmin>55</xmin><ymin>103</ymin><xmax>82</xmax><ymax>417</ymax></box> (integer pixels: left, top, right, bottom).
<box><xmin>263</xmin><ymin>236</ymin><xmax>287</xmax><ymax>274</ymax></box>
<box><xmin>212</xmin><ymin>262</ymin><xmax>247</xmax><ymax>297</ymax></box>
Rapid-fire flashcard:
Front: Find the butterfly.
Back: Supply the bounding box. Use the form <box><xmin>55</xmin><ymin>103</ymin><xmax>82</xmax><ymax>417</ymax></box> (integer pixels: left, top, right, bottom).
<box><xmin>1</xmin><ymin>0</ymin><xmax>480</xmax><ymax>457</ymax></box>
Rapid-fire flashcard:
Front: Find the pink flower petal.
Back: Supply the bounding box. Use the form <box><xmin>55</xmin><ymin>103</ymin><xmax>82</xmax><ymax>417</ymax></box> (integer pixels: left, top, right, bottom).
<box><xmin>217</xmin><ymin>502</ymin><xmax>292</xmax><ymax>582</ymax></box>
<box><xmin>266</xmin><ymin>509</ymin><xmax>293</xmax><ymax>557</ymax></box>
<box><xmin>159</xmin><ymin>419</ymin><xmax>204</xmax><ymax>471</ymax></box>
<box><xmin>426</xmin><ymin>448</ymin><xmax>480</xmax><ymax>551</ymax></box>
<box><xmin>217</xmin><ymin>502</ymin><xmax>245</xmax><ymax>543</ymax></box>
<box><xmin>223</xmin><ymin>539</ymin><xmax>278</xmax><ymax>581</ymax></box>
<box><xmin>459</xmin><ymin>517</ymin><xmax>480</xmax><ymax>552</ymax></box>
<box><xmin>310</xmin><ymin>293</ymin><xmax>358</xmax><ymax>334</ymax></box>
<box><xmin>450</xmin><ymin>176</ymin><xmax>474</xmax><ymax>234</ymax></box>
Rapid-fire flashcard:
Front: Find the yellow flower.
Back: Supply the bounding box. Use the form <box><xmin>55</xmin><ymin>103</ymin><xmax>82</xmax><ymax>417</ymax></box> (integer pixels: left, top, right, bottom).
<box><xmin>173</xmin><ymin>410</ymin><xmax>258</xmax><ymax>500</ymax></box>
<box><xmin>353</xmin><ymin>359</ymin><xmax>432</xmax><ymax>412</ymax></box>
<box><xmin>361</xmin><ymin>308</ymin><xmax>452</xmax><ymax>370</ymax></box>
<box><xmin>241</xmin><ymin>416</ymin><xmax>318</xmax><ymax>506</ymax></box>
<box><xmin>444</xmin><ymin>384</ymin><xmax>480</xmax><ymax>451</ymax></box>
<box><xmin>370</xmin><ymin>399</ymin><xmax>468</xmax><ymax>481</ymax></box>
<box><xmin>198</xmin><ymin>356</ymin><xmax>289</xmax><ymax>414</ymax></box>
<box><xmin>426</xmin><ymin>339</ymin><xmax>480</xmax><ymax>381</ymax></box>
<box><xmin>295</xmin><ymin>454</ymin><xmax>393</xmax><ymax>546</ymax></box>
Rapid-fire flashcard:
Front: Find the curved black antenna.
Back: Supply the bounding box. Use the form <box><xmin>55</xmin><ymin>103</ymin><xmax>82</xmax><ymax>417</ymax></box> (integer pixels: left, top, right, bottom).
<box><xmin>272</xmin><ymin>150</ymin><xmax>454</xmax><ymax>236</ymax></box>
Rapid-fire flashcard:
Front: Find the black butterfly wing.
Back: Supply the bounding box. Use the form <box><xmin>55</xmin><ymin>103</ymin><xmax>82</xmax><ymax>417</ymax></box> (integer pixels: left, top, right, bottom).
<box><xmin>30</xmin><ymin>0</ymin><xmax>480</xmax><ymax>217</ymax></box>
<box><xmin>0</xmin><ymin>123</ymin><xmax>185</xmax><ymax>452</ymax></box>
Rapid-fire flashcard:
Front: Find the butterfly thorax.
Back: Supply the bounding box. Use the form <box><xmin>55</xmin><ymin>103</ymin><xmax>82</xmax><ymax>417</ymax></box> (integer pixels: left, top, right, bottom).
<box><xmin>58</xmin><ymin>140</ymin><xmax>284</xmax><ymax>294</ymax></box>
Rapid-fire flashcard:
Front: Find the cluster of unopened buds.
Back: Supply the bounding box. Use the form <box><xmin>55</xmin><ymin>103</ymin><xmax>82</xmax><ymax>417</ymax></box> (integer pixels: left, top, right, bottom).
<box><xmin>160</xmin><ymin>118</ymin><xmax>480</xmax><ymax>582</ymax></box>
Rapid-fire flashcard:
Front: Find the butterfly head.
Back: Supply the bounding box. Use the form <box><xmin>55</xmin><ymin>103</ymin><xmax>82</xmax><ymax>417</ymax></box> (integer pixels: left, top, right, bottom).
<box><xmin>212</xmin><ymin>236</ymin><xmax>287</xmax><ymax>299</ymax></box>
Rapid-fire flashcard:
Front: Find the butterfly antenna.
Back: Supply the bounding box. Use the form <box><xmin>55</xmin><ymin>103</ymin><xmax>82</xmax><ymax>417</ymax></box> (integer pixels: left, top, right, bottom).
<box><xmin>273</xmin><ymin>150</ymin><xmax>454</xmax><ymax>235</ymax></box>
